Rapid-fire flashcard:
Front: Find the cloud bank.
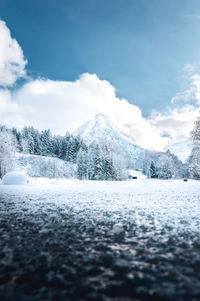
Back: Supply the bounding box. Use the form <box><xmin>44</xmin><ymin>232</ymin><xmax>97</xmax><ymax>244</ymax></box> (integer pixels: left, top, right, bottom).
<box><xmin>171</xmin><ymin>73</ymin><xmax>200</xmax><ymax>105</ymax></box>
<box><xmin>150</xmin><ymin>105</ymin><xmax>199</xmax><ymax>142</ymax></box>
<box><xmin>0</xmin><ymin>20</ymin><xmax>199</xmax><ymax>152</ymax></box>
<box><xmin>0</xmin><ymin>20</ymin><xmax>27</xmax><ymax>87</ymax></box>
<box><xmin>0</xmin><ymin>74</ymin><xmax>169</xmax><ymax>150</ymax></box>
<box><xmin>2</xmin><ymin>73</ymin><xmax>198</xmax><ymax>151</ymax></box>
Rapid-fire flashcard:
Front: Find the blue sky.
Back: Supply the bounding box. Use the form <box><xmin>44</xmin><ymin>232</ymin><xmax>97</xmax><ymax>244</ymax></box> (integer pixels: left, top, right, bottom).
<box><xmin>1</xmin><ymin>0</ymin><xmax>200</xmax><ymax>115</ymax></box>
<box><xmin>0</xmin><ymin>0</ymin><xmax>199</xmax><ymax>151</ymax></box>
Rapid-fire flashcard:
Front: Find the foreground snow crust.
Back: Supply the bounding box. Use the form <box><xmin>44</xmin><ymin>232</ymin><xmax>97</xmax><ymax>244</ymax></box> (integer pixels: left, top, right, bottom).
<box><xmin>0</xmin><ymin>178</ymin><xmax>200</xmax><ymax>300</ymax></box>
<box><xmin>0</xmin><ymin>177</ymin><xmax>200</xmax><ymax>235</ymax></box>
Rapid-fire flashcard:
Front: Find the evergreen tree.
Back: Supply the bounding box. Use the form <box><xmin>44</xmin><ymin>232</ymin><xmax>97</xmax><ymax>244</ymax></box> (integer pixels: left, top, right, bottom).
<box><xmin>93</xmin><ymin>143</ymin><xmax>103</xmax><ymax>180</ymax></box>
<box><xmin>143</xmin><ymin>149</ymin><xmax>185</xmax><ymax>179</ymax></box>
<box><xmin>60</xmin><ymin>134</ymin><xmax>70</xmax><ymax>160</ymax></box>
<box><xmin>101</xmin><ymin>144</ymin><xmax>115</xmax><ymax>180</ymax></box>
<box><xmin>67</xmin><ymin>136</ymin><xmax>76</xmax><ymax>162</ymax></box>
<box><xmin>52</xmin><ymin>136</ymin><xmax>63</xmax><ymax>158</ymax></box>
<box><xmin>40</xmin><ymin>129</ymin><xmax>52</xmax><ymax>156</ymax></box>
<box><xmin>30</xmin><ymin>127</ymin><xmax>41</xmax><ymax>155</ymax></box>
<box><xmin>0</xmin><ymin>130</ymin><xmax>16</xmax><ymax>178</ymax></box>
<box><xmin>149</xmin><ymin>161</ymin><xmax>157</xmax><ymax>178</ymax></box>
<box><xmin>191</xmin><ymin>114</ymin><xmax>200</xmax><ymax>145</ymax></box>
<box><xmin>189</xmin><ymin>113</ymin><xmax>200</xmax><ymax>179</ymax></box>
<box><xmin>21</xmin><ymin>126</ymin><xmax>35</xmax><ymax>153</ymax></box>
<box><xmin>12</xmin><ymin>128</ymin><xmax>23</xmax><ymax>152</ymax></box>
<box><xmin>77</xmin><ymin>148</ymin><xmax>87</xmax><ymax>179</ymax></box>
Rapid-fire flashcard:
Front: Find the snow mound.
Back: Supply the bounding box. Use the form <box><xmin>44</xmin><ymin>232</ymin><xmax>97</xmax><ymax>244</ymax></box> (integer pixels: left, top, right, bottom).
<box><xmin>2</xmin><ymin>172</ymin><xmax>29</xmax><ymax>185</ymax></box>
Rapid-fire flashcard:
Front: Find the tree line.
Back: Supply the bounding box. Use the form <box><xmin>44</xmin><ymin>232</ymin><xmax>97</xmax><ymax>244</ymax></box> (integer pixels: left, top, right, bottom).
<box><xmin>0</xmin><ymin>125</ymin><xmax>127</xmax><ymax>180</ymax></box>
<box><xmin>142</xmin><ymin>149</ymin><xmax>188</xmax><ymax>179</ymax></box>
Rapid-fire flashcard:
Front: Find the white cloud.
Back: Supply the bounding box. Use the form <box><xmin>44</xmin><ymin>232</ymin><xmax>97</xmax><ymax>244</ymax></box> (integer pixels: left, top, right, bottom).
<box><xmin>0</xmin><ymin>73</ymin><xmax>168</xmax><ymax>150</ymax></box>
<box><xmin>0</xmin><ymin>20</ymin><xmax>27</xmax><ymax>87</ymax></box>
<box><xmin>171</xmin><ymin>72</ymin><xmax>200</xmax><ymax>105</ymax></box>
<box><xmin>150</xmin><ymin>105</ymin><xmax>199</xmax><ymax>143</ymax></box>
<box><xmin>0</xmin><ymin>72</ymin><xmax>198</xmax><ymax>151</ymax></box>
<box><xmin>190</xmin><ymin>74</ymin><xmax>200</xmax><ymax>104</ymax></box>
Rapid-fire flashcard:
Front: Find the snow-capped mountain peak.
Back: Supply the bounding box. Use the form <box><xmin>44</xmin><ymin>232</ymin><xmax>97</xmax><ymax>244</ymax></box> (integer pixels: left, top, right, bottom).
<box><xmin>90</xmin><ymin>113</ymin><xmax>111</xmax><ymax>129</ymax></box>
<box><xmin>76</xmin><ymin>113</ymin><xmax>113</xmax><ymax>138</ymax></box>
<box><xmin>74</xmin><ymin>113</ymin><xmax>135</xmax><ymax>143</ymax></box>
<box><xmin>74</xmin><ymin>113</ymin><xmax>144</xmax><ymax>168</ymax></box>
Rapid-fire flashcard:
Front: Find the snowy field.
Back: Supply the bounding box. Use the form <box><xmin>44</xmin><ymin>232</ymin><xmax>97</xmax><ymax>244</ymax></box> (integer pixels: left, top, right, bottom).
<box><xmin>0</xmin><ymin>178</ymin><xmax>200</xmax><ymax>300</ymax></box>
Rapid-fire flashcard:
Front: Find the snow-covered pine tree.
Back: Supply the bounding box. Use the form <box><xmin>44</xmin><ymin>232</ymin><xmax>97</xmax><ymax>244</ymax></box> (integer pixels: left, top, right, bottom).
<box><xmin>59</xmin><ymin>134</ymin><xmax>70</xmax><ymax>160</ymax></box>
<box><xmin>12</xmin><ymin>128</ymin><xmax>23</xmax><ymax>152</ymax></box>
<box><xmin>0</xmin><ymin>129</ymin><xmax>16</xmax><ymax>178</ymax></box>
<box><xmin>40</xmin><ymin>129</ymin><xmax>52</xmax><ymax>156</ymax></box>
<box><xmin>191</xmin><ymin>114</ymin><xmax>200</xmax><ymax>144</ymax></box>
<box><xmin>94</xmin><ymin>143</ymin><xmax>105</xmax><ymax>180</ymax></box>
<box><xmin>189</xmin><ymin>113</ymin><xmax>200</xmax><ymax>179</ymax></box>
<box><xmin>21</xmin><ymin>126</ymin><xmax>35</xmax><ymax>154</ymax></box>
<box><xmin>52</xmin><ymin>136</ymin><xmax>63</xmax><ymax>158</ymax></box>
<box><xmin>102</xmin><ymin>144</ymin><xmax>115</xmax><ymax>180</ymax></box>
<box><xmin>30</xmin><ymin>127</ymin><xmax>41</xmax><ymax>155</ymax></box>
<box><xmin>160</xmin><ymin>160</ymin><xmax>172</xmax><ymax>179</ymax></box>
<box><xmin>66</xmin><ymin>136</ymin><xmax>82</xmax><ymax>163</ymax></box>
<box><xmin>87</xmin><ymin>144</ymin><xmax>95</xmax><ymax>180</ymax></box>
<box><xmin>107</xmin><ymin>142</ymin><xmax>128</xmax><ymax>180</ymax></box>
<box><xmin>143</xmin><ymin>149</ymin><xmax>185</xmax><ymax>179</ymax></box>
<box><xmin>76</xmin><ymin>148</ymin><xmax>87</xmax><ymax>179</ymax></box>
<box><xmin>149</xmin><ymin>161</ymin><xmax>157</xmax><ymax>178</ymax></box>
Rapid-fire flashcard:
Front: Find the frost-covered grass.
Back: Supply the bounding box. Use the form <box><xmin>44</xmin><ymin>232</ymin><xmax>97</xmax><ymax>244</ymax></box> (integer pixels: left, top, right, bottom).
<box><xmin>0</xmin><ymin>178</ymin><xmax>200</xmax><ymax>300</ymax></box>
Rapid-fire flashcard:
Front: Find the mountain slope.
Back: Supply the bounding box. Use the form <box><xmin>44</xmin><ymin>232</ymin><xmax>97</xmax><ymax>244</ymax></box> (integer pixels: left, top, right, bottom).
<box><xmin>74</xmin><ymin>114</ymin><xmax>145</xmax><ymax>168</ymax></box>
<box><xmin>165</xmin><ymin>138</ymin><xmax>192</xmax><ymax>162</ymax></box>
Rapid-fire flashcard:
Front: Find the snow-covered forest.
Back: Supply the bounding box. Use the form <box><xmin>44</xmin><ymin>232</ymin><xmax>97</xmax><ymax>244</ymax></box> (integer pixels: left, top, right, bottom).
<box><xmin>188</xmin><ymin>114</ymin><xmax>200</xmax><ymax>179</ymax></box>
<box><xmin>0</xmin><ymin>112</ymin><xmax>200</xmax><ymax>181</ymax></box>
<box><xmin>142</xmin><ymin>149</ymin><xmax>188</xmax><ymax>179</ymax></box>
<box><xmin>0</xmin><ymin>125</ymin><xmax>128</xmax><ymax>180</ymax></box>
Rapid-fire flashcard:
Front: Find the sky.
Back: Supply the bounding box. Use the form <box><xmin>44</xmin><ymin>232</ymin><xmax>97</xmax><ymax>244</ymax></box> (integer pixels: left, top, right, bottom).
<box><xmin>0</xmin><ymin>0</ymin><xmax>199</xmax><ymax>150</ymax></box>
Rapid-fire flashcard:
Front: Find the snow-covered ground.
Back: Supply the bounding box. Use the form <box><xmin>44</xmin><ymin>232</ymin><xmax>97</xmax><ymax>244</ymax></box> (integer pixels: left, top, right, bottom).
<box><xmin>1</xmin><ymin>177</ymin><xmax>199</xmax><ymax>233</ymax></box>
<box><xmin>0</xmin><ymin>178</ymin><xmax>200</xmax><ymax>300</ymax></box>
